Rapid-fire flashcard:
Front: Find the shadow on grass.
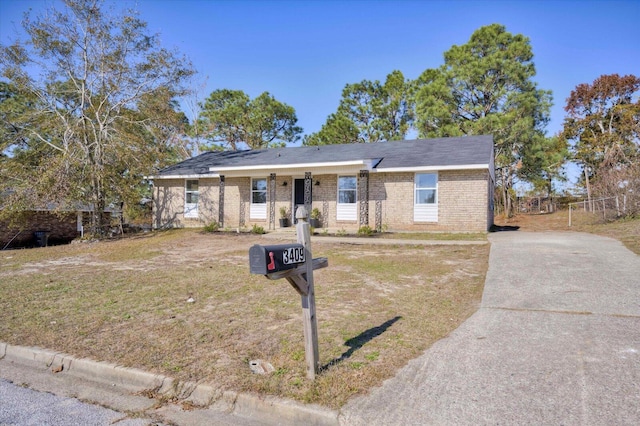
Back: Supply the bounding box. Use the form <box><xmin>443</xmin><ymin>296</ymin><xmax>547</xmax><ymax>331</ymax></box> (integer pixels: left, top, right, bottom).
<box><xmin>489</xmin><ymin>224</ymin><xmax>520</xmax><ymax>232</ymax></box>
<box><xmin>322</xmin><ymin>316</ymin><xmax>402</xmax><ymax>371</ymax></box>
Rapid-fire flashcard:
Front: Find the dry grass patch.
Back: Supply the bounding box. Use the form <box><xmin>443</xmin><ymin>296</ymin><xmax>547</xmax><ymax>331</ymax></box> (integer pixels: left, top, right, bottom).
<box><xmin>376</xmin><ymin>232</ymin><xmax>487</xmax><ymax>241</ymax></box>
<box><xmin>495</xmin><ymin>210</ymin><xmax>640</xmax><ymax>255</ymax></box>
<box><xmin>0</xmin><ymin>229</ymin><xmax>488</xmax><ymax>408</ymax></box>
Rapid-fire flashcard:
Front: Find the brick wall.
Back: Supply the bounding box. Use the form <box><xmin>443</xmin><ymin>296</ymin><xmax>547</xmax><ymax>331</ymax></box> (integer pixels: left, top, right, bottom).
<box><xmin>274</xmin><ymin>176</ymin><xmax>294</xmax><ymax>226</ymax></box>
<box><xmin>153</xmin><ymin>169</ymin><xmax>492</xmax><ymax>232</ymax></box>
<box><xmin>153</xmin><ymin>177</ymin><xmax>219</xmax><ymax>228</ymax></box>
<box><xmin>310</xmin><ymin>174</ymin><xmax>337</xmax><ymax>227</ymax></box>
<box><xmin>153</xmin><ymin>178</ymin><xmax>184</xmax><ymax>228</ymax></box>
<box><xmin>364</xmin><ymin>170</ymin><xmax>490</xmax><ymax>232</ymax></box>
<box><xmin>1</xmin><ymin>211</ymin><xmax>79</xmax><ymax>248</ymax></box>
<box><xmin>198</xmin><ymin>178</ymin><xmax>219</xmax><ymax>225</ymax></box>
<box><xmin>438</xmin><ymin>169</ymin><xmax>490</xmax><ymax>231</ymax></box>
<box><xmin>375</xmin><ymin>172</ymin><xmax>415</xmax><ymax>228</ymax></box>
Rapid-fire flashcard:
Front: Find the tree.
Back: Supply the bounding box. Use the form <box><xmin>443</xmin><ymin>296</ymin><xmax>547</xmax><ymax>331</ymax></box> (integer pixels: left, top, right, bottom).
<box><xmin>305</xmin><ymin>70</ymin><xmax>414</xmax><ymax>145</ymax></box>
<box><xmin>414</xmin><ymin>24</ymin><xmax>553</xmax><ymax>217</ymax></box>
<box><xmin>519</xmin><ymin>134</ymin><xmax>569</xmax><ymax>196</ymax></box>
<box><xmin>562</xmin><ymin>74</ymin><xmax>640</xmax><ymax>214</ymax></box>
<box><xmin>302</xmin><ymin>112</ymin><xmax>359</xmax><ymax>146</ymax></box>
<box><xmin>113</xmin><ymin>87</ymin><xmax>191</xmax><ymax>214</ymax></box>
<box><xmin>0</xmin><ymin>0</ymin><xmax>194</xmax><ymax>235</ymax></box>
<box><xmin>197</xmin><ymin>89</ymin><xmax>302</xmax><ymax>151</ymax></box>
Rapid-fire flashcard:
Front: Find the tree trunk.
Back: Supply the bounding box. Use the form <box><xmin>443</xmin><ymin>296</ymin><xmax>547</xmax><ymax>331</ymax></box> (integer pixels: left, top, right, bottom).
<box><xmin>90</xmin><ymin>171</ymin><xmax>106</xmax><ymax>237</ymax></box>
<box><xmin>500</xmin><ymin>168</ymin><xmax>514</xmax><ymax>218</ymax></box>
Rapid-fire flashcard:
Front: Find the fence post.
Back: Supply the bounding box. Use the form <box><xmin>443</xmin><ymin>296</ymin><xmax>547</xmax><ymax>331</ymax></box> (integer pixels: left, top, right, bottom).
<box><xmin>569</xmin><ymin>205</ymin><xmax>572</xmax><ymax>227</ymax></box>
<box><xmin>602</xmin><ymin>199</ymin><xmax>606</xmax><ymax>220</ymax></box>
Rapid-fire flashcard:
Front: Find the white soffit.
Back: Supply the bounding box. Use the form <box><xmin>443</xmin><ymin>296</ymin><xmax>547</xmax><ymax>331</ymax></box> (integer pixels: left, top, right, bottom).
<box><xmin>375</xmin><ymin>164</ymin><xmax>489</xmax><ymax>173</ymax></box>
<box><xmin>211</xmin><ymin>159</ymin><xmax>375</xmax><ymax>176</ymax></box>
<box><xmin>147</xmin><ymin>174</ymin><xmax>220</xmax><ymax>180</ymax></box>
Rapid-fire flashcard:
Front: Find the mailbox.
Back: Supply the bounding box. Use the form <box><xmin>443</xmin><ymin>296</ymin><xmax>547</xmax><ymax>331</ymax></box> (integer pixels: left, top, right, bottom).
<box><xmin>249</xmin><ymin>243</ymin><xmax>306</xmax><ymax>275</ymax></box>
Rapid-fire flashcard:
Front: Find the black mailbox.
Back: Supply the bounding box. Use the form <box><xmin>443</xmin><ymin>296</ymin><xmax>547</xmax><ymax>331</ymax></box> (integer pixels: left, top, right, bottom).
<box><xmin>249</xmin><ymin>244</ymin><xmax>306</xmax><ymax>275</ymax></box>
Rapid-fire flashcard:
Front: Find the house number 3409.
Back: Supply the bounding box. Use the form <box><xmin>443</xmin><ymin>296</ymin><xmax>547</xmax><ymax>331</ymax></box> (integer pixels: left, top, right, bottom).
<box><xmin>283</xmin><ymin>246</ymin><xmax>305</xmax><ymax>264</ymax></box>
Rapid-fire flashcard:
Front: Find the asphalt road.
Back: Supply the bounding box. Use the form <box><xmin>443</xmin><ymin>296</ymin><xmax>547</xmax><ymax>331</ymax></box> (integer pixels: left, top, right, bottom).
<box><xmin>0</xmin><ymin>363</ymin><xmax>274</xmax><ymax>426</ymax></box>
<box><xmin>0</xmin><ymin>378</ymin><xmax>151</xmax><ymax>426</ymax></box>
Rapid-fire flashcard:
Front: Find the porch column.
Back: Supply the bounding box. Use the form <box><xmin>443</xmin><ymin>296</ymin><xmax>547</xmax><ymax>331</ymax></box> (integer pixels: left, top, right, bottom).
<box><xmin>218</xmin><ymin>175</ymin><xmax>225</xmax><ymax>227</ymax></box>
<box><xmin>359</xmin><ymin>170</ymin><xmax>369</xmax><ymax>226</ymax></box>
<box><xmin>269</xmin><ymin>173</ymin><xmax>276</xmax><ymax>230</ymax></box>
<box><xmin>239</xmin><ymin>183</ymin><xmax>246</xmax><ymax>227</ymax></box>
<box><xmin>304</xmin><ymin>172</ymin><xmax>312</xmax><ymax>219</ymax></box>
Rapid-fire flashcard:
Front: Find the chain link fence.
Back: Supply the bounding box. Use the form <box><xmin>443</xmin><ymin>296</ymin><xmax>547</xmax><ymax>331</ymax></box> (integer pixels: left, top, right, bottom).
<box><xmin>568</xmin><ymin>196</ymin><xmax>632</xmax><ymax>226</ymax></box>
<box><xmin>516</xmin><ymin>196</ymin><xmax>560</xmax><ymax>214</ymax></box>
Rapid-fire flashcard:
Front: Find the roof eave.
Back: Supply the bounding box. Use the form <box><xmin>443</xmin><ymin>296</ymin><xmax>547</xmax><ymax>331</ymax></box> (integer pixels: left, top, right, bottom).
<box><xmin>209</xmin><ymin>159</ymin><xmax>380</xmax><ymax>176</ymax></box>
<box><xmin>146</xmin><ymin>173</ymin><xmax>220</xmax><ymax>180</ymax></box>
<box><xmin>211</xmin><ymin>159</ymin><xmax>376</xmax><ymax>174</ymax></box>
<box><xmin>375</xmin><ymin>164</ymin><xmax>490</xmax><ymax>173</ymax></box>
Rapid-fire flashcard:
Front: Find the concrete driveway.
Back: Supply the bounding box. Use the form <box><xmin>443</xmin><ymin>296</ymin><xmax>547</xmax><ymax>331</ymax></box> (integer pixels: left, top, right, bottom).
<box><xmin>340</xmin><ymin>232</ymin><xmax>640</xmax><ymax>425</ymax></box>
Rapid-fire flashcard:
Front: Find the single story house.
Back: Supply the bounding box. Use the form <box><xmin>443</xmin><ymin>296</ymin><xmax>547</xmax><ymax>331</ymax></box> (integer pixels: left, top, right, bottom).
<box><xmin>150</xmin><ymin>135</ymin><xmax>495</xmax><ymax>232</ymax></box>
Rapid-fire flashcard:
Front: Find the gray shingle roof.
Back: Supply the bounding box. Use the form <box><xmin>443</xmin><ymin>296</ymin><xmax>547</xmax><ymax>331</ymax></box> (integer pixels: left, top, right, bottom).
<box><xmin>156</xmin><ymin>135</ymin><xmax>493</xmax><ymax>177</ymax></box>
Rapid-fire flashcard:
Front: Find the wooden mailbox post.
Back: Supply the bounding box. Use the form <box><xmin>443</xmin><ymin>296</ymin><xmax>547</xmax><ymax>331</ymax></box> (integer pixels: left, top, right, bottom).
<box><xmin>249</xmin><ymin>206</ymin><xmax>327</xmax><ymax>379</ymax></box>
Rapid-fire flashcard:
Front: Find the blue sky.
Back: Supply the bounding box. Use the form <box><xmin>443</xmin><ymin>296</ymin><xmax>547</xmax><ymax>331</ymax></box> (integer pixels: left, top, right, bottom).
<box><xmin>1</xmin><ymin>0</ymin><xmax>639</xmax><ymax>189</ymax></box>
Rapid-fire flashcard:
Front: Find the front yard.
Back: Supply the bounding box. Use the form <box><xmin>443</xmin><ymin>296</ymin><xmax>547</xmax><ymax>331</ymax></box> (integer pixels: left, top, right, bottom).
<box><xmin>0</xmin><ymin>229</ymin><xmax>488</xmax><ymax>409</ymax></box>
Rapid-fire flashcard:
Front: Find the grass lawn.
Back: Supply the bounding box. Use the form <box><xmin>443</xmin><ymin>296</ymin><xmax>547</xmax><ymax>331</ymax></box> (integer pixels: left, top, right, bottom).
<box><xmin>0</xmin><ymin>229</ymin><xmax>488</xmax><ymax>409</ymax></box>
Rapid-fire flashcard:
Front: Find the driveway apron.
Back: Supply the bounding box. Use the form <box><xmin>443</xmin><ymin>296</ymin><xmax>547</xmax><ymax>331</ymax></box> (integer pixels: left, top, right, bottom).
<box><xmin>340</xmin><ymin>232</ymin><xmax>640</xmax><ymax>425</ymax></box>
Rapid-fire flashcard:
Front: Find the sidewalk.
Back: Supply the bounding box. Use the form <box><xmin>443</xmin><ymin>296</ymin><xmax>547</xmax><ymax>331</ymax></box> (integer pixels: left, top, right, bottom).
<box><xmin>339</xmin><ymin>231</ymin><xmax>640</xmax><ymax>425</ymax></box>
<box><xmin>262</xmin><ymin>230</ymin><xmax>488</xmax><ymax>246</ymax></box>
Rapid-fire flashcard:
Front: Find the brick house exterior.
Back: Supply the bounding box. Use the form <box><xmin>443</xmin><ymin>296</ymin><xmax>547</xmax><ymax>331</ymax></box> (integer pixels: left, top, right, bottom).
<box><xmin>0</xmin><ymin>211</ymin><xmax>80</xmax><ymax>248</ymax></box>
<box><xmin>1</xmin><ymin>208</ymin><xmax>120</xmax><ymax>249</ymax></box>
<box><xmin>150</xmin><ymin>136</ymin><xmax>495</xmax><ymax>232</ymax></box>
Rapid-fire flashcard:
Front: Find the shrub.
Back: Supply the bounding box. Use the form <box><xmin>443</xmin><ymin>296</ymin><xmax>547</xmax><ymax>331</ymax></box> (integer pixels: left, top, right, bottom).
<box><xmin>279</xmin><ymin>206</ymin><xmax>288</xmax><ymax>218</ymax></box>
<box><xmin>251</xmin><ymin>224</ymin><xmax>265</xmax><ymax>234</ymax></box>
<box><xmin>357</xmin><ymin>225</ymin><xmax>375</xmax><ymax>236</ymax></box>
<box><xmin>203</xmin><ymin>221</ymin><xmax>220</xmax><ymax>233</ymax></box>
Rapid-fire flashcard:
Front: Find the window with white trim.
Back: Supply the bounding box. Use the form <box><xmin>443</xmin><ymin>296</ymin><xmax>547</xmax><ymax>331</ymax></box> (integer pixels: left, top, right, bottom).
<box><xmin>250</xmin><ymin>178</ymin><xmax>267</xmax><ymax>219</ymax></box>
<box><xmin>337</xmin><ymin>176</ymin><xmax>357</xmax><ymax>221</ymax></box>
<box><xmin>185</xmin><ymin>180</ymin><xmax>199</xmax><ymax>218</ymax></box>
<box><xmin>414</xmin><ymin>173</ymin><xmax>438</xmax><ymax>222</ymax></box>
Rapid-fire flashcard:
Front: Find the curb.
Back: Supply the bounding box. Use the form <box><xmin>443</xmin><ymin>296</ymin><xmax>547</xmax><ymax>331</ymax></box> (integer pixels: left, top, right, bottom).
<box><xmin>2</xmin><ymin>344</ymin><xmax>168</xmax><ymax>392</ymax></box>
<box><xmin>0</xmin><ymin>342</ymin><xmax>339</xmax><ymax>426</ymax></box>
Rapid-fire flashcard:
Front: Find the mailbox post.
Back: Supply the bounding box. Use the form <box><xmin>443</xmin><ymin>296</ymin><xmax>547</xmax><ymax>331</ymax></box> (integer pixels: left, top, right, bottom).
<box><xmin>248</xmin><ymin>206</ymin><xmax>326</xmax><ymax>380</ymax></box>
<box><xmin>296</xmin><ymin>206</ymin><xmax>320</xmax><ymax>379</ymax></box>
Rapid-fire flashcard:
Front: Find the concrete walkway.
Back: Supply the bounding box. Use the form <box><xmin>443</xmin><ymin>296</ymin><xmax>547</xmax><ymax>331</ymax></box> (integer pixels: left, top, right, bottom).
<box><xmin>340</xmin><ymin>232</ymin><xmax>640</xmax><ymax>425</ymax></box>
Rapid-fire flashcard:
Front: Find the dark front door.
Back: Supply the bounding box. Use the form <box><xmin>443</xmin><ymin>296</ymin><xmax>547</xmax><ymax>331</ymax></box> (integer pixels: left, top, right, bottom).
<box><xmin>294</xmin><ymin>179</ymin><xmax>308</xmax><ymax>223</ymax></box>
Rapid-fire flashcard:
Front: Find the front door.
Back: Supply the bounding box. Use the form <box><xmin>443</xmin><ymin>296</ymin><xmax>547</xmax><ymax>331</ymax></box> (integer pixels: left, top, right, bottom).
<box><xmin>293</xmin><ymin>179</ymin><xmax>309</xmax><ymax>223</ymax></box>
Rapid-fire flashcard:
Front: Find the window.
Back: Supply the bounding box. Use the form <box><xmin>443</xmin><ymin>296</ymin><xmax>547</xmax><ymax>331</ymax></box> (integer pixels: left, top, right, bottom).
<box><xmin>415</xmin><ymin>173</ymin><xmax>437</xmax><ymax>204</ymax></box>
<box><xmin>185</xmin><ymin>180</ymin><xmax>199</xmax><ymax>218</ymax></box>
<box><xmin>338</xmin><ymin>176</ymin><xmax>357</xmax><ymax>203</ymax></box>
<box><xmin>414</xmin><ymin>173</ymin><xmax>438</xmax><ymax>222</ymax></box>
<box><xmin>250</xmin><ymin>178</ymin><xmax>267</xmax><ymax>219</ymax></box>
<box><xmin>337</xmin><ymin>176</ymin><xmax>357</xmax><ymax>221</ymax></box>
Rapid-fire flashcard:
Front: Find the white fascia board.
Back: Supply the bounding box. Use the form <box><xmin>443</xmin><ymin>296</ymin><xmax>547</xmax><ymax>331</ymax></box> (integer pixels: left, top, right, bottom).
<box><xmin>146</xmin><ymin>174</ymin><xmax>220</xmax><ymax>180</ymax></box>
<box><xmin>375</xmin><ymin>164</ymin><xmax>489</xmax><ymax>173</ymax></box>
<box><xmin>211</xmin><ymin>160</ymin><xmax>373</xmax><ymax>173</ymax></box>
